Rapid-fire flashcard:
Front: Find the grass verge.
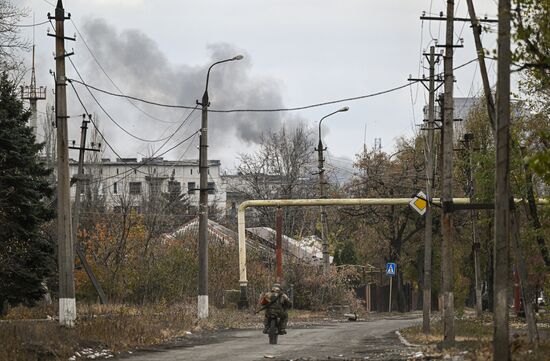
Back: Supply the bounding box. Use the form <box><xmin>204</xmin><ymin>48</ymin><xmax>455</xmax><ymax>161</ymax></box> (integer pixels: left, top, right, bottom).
<box><xmin>400</xmin><ymin>314</ymin><xmax>550</xmax><ymax>361</ymax></box>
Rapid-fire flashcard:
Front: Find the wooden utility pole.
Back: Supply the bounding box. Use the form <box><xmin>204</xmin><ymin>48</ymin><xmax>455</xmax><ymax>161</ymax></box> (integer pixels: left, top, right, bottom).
<box><xmin>494</xmin><ymin>0</ymin><xmax>511</xmax><ymax>358</ymax></box>
<box><xmin>409</xmin><ymin>46</ymin><xmax>443</xmax><ymax>334</ymax></box>
<box><xmin>50</xmin><ymin>0</ymin><xmax>76</xmax><ymax>327</ymax></box>
<box><xmin>511</xmin><ymin>213</ymin><xmax>539</xmax><ymax>343</ymax></box>
<box><xmin>463</xmin><ymin>133</ymin><xmax>482</xmax><ymax>317</ymax></box>
<box><xmin>69</xmin><ymin>115</ymin><xmax>107</xmax><ymax>305</ymax></box>
<box><xmin>465</xmin><ymin>0</ymin><xmax>496</xmax><ymax>130</ymax></box>
<box><xmin>441</xmin><ymin>0</ymin><xmax>456</xmax><ymax>343</ymax></box>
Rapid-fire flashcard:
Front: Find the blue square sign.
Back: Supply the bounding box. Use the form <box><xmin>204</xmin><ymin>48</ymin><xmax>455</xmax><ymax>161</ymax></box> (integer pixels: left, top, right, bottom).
<box><xmin>386</xmin><ymin>262</ymin><xmax>396</xmax><ymax>276</ymax></box>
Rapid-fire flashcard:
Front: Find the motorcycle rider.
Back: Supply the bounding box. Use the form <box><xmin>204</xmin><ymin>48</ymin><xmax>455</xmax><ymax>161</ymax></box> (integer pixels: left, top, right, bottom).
<box><xmin>260</xmin><ymin>283</ymin><xmax>291</xmax><ymax>335</ymax></box>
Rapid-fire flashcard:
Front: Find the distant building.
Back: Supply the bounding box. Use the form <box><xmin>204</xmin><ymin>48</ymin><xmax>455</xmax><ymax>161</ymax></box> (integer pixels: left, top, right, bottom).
<box><xmin>69</xmin><ymin>157</ymin><xmax>226</xmax><ymax>212</ymax></box>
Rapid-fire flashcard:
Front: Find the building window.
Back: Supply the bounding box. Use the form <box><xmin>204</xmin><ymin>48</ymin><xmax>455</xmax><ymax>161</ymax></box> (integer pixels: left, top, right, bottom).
<box><xmin>207</xmin><ymin>182</ymin><xmax>215</xmax><ymax>194</ymax></box>
<box><xmin>188</xmin><ymin>182</ymin><xmax>196</xmax><ymax>194</ymax></box>
<box><xmin>149</xmin><ymin>181</ymin><xmax>162</xmax><ymax>195</ymax></box>
<box><xmin>113</xmin><ymin>182</ymin><xmax>118</xmax><ymax>194</ymax></box>
<box><xmin>116</xmin><ymin>168</ymin><xmax>119</xmax><ymax>175</ymax></box>
<box><xmin>168</xmin><ymin>181</ymin><xmax>181</xmax><ymax>197</ymax></box>
<box><xmin>190</xmin><ymin>168</ymin><xmax>193</xmax><ymax>175</ymax></box>
<box><xmin>129</xmin><ymin>181</ymin><xmax>142</xmax><ymax>195</ymax></box>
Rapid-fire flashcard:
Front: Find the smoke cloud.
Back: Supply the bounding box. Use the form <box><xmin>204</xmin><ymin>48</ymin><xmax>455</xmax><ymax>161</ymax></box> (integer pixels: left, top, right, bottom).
<box><xmin>72</xmin><ymin>18</ymin><xmax>295</xmax><ymax>165</ymax></box>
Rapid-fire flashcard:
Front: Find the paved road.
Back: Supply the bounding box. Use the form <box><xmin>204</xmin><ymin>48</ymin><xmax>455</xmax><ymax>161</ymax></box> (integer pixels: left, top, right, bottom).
<box><xmin>119</xmin><ymin>316</ymin><xmax>421</xmax><ymax>361</ymax></box>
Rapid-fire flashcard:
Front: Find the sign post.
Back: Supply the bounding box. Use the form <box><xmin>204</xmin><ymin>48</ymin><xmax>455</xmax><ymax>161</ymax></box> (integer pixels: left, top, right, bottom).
<box><xmin>386</xmin><ymin>262</ymin><xmax>396</xmax><ymax>312</ymax></box>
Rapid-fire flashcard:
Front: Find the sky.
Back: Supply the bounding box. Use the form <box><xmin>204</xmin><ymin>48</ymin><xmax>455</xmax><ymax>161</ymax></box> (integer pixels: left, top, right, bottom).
<box><xmin>17</xmin><ymin>0</ymin><xmax>500</xmax><ymax>176</ymax></box>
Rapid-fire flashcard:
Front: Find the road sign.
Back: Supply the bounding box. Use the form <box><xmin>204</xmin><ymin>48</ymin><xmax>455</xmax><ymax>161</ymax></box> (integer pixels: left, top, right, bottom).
<box><xmin>409</xmin><ymin>191</ymin><xmax>428</xmax><ymax>216</ymax></box>
<box><xmin>386</xmin><ymin>262</ymin><xmax>396</xmax><ymax>276</ymax></box>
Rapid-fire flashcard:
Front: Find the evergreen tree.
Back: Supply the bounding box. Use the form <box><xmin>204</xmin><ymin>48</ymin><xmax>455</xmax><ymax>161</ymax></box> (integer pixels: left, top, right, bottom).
<box><xmin>0</xmin><ymin>72</ymin><xmax>55</xmax><ymax>313</ymax></box>
<box><xmin>334</xmin><ymin>239</ymin><xmax>358</xmax><ymax>266</ymax></box>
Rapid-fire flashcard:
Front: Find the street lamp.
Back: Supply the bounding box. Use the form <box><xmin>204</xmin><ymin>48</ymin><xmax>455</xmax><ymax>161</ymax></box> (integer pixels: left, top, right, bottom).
<box><xmin>197</xmin><ymin>54</ymin><xmax>243</xmax><ymax>319</ymax></box>
<box><xmin>316</xmin><ymin>106</ymin><xmax>349</xmax><ymax>273</ymax></box>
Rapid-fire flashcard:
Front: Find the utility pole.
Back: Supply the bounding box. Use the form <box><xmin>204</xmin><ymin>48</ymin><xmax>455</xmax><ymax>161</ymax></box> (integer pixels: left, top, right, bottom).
<box><xmin>197</xmin><ymin>82</ymin><xmax>210</xmax><ymax>320</ymax></box>
<box><xmin>197</xmin><ymin>55</ymin><xmax>243</xmax><ymax>319</ymax></box>
<box><xmin>49</xmin><ymin>0</ymin><xmax>76</xmax><ymax>327</ymax></box>
<box><xmin>69</xmin><ymin>115</ymin><xmax>107</xmax><ymax>305</ymax></box>
<box><xmin>20</xmin><ymin>46</ymin><xmax>46</xmax><ymax>139</ymax></box>
<box><xmin>316</xmin><ymin>107</ymin><xmax>349</xmax><ymax>274</ymax></box>
<box><xmin>465</xmin><ymin>0</ymin><xmax>496</xmax><ymax>130</ymax></box>
<box><xmin>275</xmin><ymin>208</ymin><xmax>283</xmax><ymax>282</ymax></box>
<box><xmin>316</xmin><ymin>136</ymin><xmax>330</xmax><ymax>274</ymax></box>
<box><xmin>511</xmin><ymin>212</ymin><xmax>539</xmax><ymax>344</ymax></box>
<box><xmin>463</xmin><ymin>133</ymin><xmax>482</xmax><ymax>317</ymax></box>
<box><xmin>441</xmin><ymin>0</ymin><xmax>456</xmax><ymax>343</ymax></box>
<box><xmin>494</xmin><ymin>0</ymin><xmax>511</xmax><ymax>358</ymax></box>
<box><xmin>409</xmin><ymin>46</ymin><xmax>443</xmax><ymax>334</ymax></box>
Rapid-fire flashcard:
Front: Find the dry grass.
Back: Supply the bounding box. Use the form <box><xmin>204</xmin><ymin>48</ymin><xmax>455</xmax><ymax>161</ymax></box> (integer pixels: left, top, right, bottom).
<box><xmin>1</xmin><ymin>303</ymin><xmax>201</xmax><ymax>361</ymax></box>
<box><xmin>0</xmin><ymin>302</ymin><xmax>334</xmax><ymax>361</ymax></box>
<box><xmin>401</xmin><ymin>314</ymin><xmax>550</xmax><ymax>361</ymax></box>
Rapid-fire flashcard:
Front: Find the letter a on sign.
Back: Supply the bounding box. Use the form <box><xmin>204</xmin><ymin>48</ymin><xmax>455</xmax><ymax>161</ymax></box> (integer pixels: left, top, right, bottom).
<box><xmin>409</xmin><ymin>191</ymin><xmax>428</xmax><ymax>216</ymax></box>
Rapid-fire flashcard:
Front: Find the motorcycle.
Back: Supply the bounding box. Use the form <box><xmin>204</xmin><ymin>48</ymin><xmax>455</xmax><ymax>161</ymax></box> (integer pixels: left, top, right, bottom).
<box><xmin>266</xmin><ymin>314</ymin><xmax>281</xmax><ymax>344</ymax></box>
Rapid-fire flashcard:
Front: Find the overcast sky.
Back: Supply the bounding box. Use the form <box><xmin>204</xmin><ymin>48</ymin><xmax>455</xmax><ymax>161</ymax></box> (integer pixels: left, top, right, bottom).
<box><xmin>18</xmin><ymin>0</ymin><xmax>500</xmax><ymax>174</ymax></box>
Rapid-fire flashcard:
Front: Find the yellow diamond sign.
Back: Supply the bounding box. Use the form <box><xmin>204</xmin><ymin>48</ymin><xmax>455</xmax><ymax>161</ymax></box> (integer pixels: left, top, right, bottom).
<box><xmin>409</xmin><ymin>191</ymin><xmax>428</xmax><ymax>215</ymax></box>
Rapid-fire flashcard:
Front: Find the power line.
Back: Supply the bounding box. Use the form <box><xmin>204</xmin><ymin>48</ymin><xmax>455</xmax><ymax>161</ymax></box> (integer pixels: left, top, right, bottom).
<box><xmin>67</xmin><ymin>57</ymin><xmax>177</xmax><ymax>143</ymax></box>
<box><xmin>4</xmin><ymin>20</ymin><xmax>50</xmax><ymax>28</ymax></box>
<box><xmin>68</xmin><ymin>80</ymin><xmax>200</xmax><ymax>186</ymax></box>
<box><xmin>69</xmin><ymin>18</ymin><xmax>182</xmax><ymax>125</ymax></box>
<box><xmin>67</xmin><ymin>57</ymin><xmax>479</xmax><ymax>114</ymax></box>
<box><xmin>69</xmin><ymin>78</ymin><xmax>419</xmax><ymax>113</ymax></box>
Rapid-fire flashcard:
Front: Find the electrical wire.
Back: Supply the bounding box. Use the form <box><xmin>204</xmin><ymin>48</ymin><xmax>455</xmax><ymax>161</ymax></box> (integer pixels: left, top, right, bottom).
<box><xmin>69</xmin><ymin>18</ymin><xmax>182</xmax><ymax>125</ymax></box>
<box><xmin>68</xmin><ymin>79</ymin><xmax>200</xmax><ymax>186</ymax></box>
<box><xmin>68</xmin><ymin>78</ymin><xmax>419</xmax><ymax>113</ymax></box>
<box><xmin>4</xmin><ymin>20</ymin><xmax>50</xmax><ymax>28</ymax></box>
<box><xmin>67</xmin><ymin>57</ymin><xmax>176</xmax><ymax>143</ymax></box>
<box><xmin>68</xmin><ymin>57</ymin><xmax>479</xmax><ymax>114</ymax></box>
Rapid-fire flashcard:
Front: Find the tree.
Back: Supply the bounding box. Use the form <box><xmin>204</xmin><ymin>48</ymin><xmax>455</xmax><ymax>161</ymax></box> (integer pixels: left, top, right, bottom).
<box><xmin>0</xmin><ymin>1</ymin><xmax>28</xmax><ymax>77</ymax></box>
<box><xmin>235</xmin><ymin>123</ymin><xmax>318</xmax><ymax>237</ymax></box>
<box><xmin>343</xmin><ymin>139</ymin><xmax>426</xmax><ymax>311</ymax></box>
<box><xmin>334</xmin><ymin>239</ymin><xmax>358</xmax><ymax>266</ymax></box>
<box><xmin>0</xmin><ymin>72</ymin><xmax>54</xmax><ymax>313</ymax></box>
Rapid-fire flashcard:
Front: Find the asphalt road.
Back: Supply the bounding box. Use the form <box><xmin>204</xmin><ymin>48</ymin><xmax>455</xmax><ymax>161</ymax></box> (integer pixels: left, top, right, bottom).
<box><xmin>119</xmin><ymin>316</ymin><xmax>421</xmax><ymax>361</ymax></box>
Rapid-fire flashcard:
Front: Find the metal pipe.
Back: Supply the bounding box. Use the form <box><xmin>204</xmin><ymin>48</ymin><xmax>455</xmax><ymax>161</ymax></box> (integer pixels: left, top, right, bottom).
<box><xmin>236</xmin><ymin>197</ymin><xmax>548</xmax><ymax>290</ymax></box>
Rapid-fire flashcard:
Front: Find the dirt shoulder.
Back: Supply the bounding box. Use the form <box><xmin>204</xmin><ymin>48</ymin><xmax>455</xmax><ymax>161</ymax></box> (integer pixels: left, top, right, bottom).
<box><xmin>400</xmin><ymin>311</ymin><xmax>550</xmax><ymax>360</ymax></box>
<box><xmin>0</xmin><ymin>304</ymin><xmax>359</xmax><ymax>361</ymax></box>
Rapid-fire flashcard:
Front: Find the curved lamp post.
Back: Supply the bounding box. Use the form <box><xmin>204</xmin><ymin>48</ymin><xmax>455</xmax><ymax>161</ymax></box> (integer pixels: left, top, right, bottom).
<box><xmin>316</xmin><ymin>106</ymin><xmax>349</xmax><ymax>273</ymax></box>
<box><xmin>197</xmin><ymin>54</ymin><xmax>243</xmax><ymax>319</ymax></box>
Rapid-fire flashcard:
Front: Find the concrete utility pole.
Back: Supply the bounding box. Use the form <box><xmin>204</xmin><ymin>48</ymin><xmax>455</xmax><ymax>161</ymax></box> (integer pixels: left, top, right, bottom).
<box><xmin>465</xmin><ymin>0</ymin><xmax>496</xmax><ymax>130</ymax></box>
<box><xmin>441</xmin><ymin>0</ymin><xmax>456</xmax><ymax>343</ymax></box>
<box><xmin>49</xmin><ymin>0</ymin><xmax>76</xmax><ymax>327</ymax></box>
<box><xmin>316</xmin><ymin>107</ymin><xmax>349</xmax><ymax>273</ymax></box>
<box><xmin>409</xmin><ymin>46</ymin><xmax>443</xmax><ymax>334</ymax></box>
<box><xmin>20</xmin><ymin>46</ymin><xmax>46</xmax><ymax>139</ymax></box>
<box><xmin>197</xmin><ymin>55</ymin><xmax>243</xmax><ymax>319</ymax></box>
<box><xmin>493</xmin><ymin>0</ymin><xmax>511</xmax><ymax>358</ymax></box>
<box><xmin>463</xmin><ymin>133</ymin><xmax>482</xmax><ymax>317</ymax></box>
<box><xmin>69</xmin><ymin>115</ymin><xmax>107</xmax><ymax>305</ymax></box>
<box><xmin>275</xmin><ymin>208</ymin><xmax>283</xmax><ymax>282</ymax></box>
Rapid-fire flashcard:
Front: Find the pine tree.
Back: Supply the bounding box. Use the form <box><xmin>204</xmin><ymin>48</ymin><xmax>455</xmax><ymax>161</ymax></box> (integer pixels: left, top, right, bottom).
<box><xmin>0</xmin><ymin>72</ymin><xmax>55</xmax><ymax>313</ymax></box>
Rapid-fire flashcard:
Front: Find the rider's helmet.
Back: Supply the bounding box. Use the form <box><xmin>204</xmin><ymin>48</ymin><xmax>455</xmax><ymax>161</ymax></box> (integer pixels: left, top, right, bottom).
<box><xmin>271</xmin><ymin>283</ymin><xmax>281</xmax><ymax>292</ymax></box>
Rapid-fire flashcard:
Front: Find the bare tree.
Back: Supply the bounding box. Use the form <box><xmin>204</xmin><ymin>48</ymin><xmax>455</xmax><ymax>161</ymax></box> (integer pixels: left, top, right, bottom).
<box><xmin>235</xmin><ymin>123</ymin><xmax>318</xmax><ymax>237</ymax></box>
<box><xmin>0</xmin><ymin>1</ymin><xmax>29</xmax><ymax>78</ymax></box>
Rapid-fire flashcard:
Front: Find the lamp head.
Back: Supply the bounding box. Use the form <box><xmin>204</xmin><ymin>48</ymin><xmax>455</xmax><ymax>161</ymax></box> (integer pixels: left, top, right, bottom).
<box><xmin>232</xmin><ymin>55</ymin><xmax>244</xmax><ymax>61</ymax></box>
<box><xmin>339</xmin><ymin>106</ymin><xmax>350</xmax><ymax>112</ymax></box>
